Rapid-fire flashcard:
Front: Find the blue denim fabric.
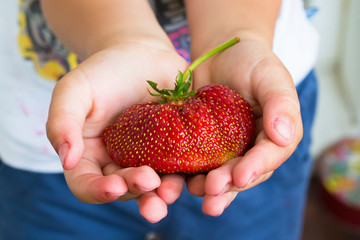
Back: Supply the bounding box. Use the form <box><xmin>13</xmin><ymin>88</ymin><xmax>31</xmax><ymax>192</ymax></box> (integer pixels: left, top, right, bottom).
<box><xmin>0</xmin><ymin>71</ymin><xmax>318</xmax><ymax>240</ymax></box>
<box><xmin>160</xmin><ymin>70</ymin><xmax>318</xmax><ymax>240</ymax></box>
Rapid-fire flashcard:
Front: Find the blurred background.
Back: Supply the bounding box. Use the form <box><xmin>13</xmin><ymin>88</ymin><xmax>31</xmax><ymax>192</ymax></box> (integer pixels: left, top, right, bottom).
<box><xmin>302</xmin><ymin>0</ymin><xmax>360</xmax><ymax>239</ymax></box>
<box><xmin>308</xmin><ymin>0</ymin><xmax>360</xmax><ymax>157</ymax></box>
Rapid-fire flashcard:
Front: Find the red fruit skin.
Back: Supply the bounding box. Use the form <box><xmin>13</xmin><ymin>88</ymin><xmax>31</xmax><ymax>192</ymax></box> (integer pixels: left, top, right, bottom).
<box><xmin>103</xmin><ymin>84</ymin><xmax>255</xmax><ymax>174</ymax></box>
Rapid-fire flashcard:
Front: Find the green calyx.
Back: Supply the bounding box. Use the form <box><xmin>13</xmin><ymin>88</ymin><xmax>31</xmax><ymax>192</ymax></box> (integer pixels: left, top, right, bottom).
<box><xmin>147</xmin><ymin>70</ymin><xmax>196</xmax><ymax>104</ymax></box>
<box><xmin>148</xmin><ymin>37</ymin><xmax>240</xmax><ymax>104</ymax></box>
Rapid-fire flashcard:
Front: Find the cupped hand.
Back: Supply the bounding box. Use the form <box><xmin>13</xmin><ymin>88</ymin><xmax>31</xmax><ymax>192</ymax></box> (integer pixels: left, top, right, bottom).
<box><xmin>46</xmin><ymin>41</ymin><xmax>188</xmax><ymax>223</ymax></box>
<box><xmin>186</xmin><ymin>37</ymin><xmax>303</xmax><ymax>216</ymax></box>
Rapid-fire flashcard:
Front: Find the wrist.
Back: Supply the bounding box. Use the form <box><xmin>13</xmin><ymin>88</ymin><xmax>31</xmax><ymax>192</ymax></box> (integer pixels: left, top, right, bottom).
<box><xmin>88</xmin><ymin>31</ymin><xmax>176</xmax><ymax>58</ymax></box>
<box><xmin>185</xmin><ymin>0</ymin><xmax>280</xmax><ymax>60</ymax></box>
<box><xmin>189</xmin><ymin>30</ymin><xmax>272</xmax><ymax>61</ymax></box>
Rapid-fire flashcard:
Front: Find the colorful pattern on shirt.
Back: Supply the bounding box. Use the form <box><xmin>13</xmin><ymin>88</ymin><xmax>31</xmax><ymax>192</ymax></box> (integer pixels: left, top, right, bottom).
<box><xmin>154</xmin><ymin>0</ymin><xmax>190</xmax><ymax>62</ymax></box>
<box><xmin>17</xmin><ymin>0</ymin><xmax>191</xmax><ymax>82</ymax></box>
<box><xmin>17</xmin><ymin>0</ymin><xmax>79</xmax><ymax>81</ymax></box>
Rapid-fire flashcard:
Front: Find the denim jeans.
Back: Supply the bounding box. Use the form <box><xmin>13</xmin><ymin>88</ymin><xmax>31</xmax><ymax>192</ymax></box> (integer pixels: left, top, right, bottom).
<box><xmin>0</xmin><ymin>71</ymin><xmax>318</xmax><ymax>240</ymax></box>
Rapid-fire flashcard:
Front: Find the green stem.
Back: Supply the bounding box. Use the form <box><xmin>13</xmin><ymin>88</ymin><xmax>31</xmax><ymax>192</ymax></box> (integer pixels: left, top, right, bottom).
<box><xmin>182</xmin><ymin>37</ymin><xmax>240</xmax><ymax>80</ymax></box>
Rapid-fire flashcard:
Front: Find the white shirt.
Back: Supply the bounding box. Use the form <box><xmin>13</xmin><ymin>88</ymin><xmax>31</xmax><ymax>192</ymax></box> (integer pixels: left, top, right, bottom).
<box><xmin>274</xmin><ymin>0</ymin><xmax>319</xmax><ymax>85</ymax></box>
<box><xmin>0</xmin><ymin>0</ymin><xmax>318</xmax><ymax>173</ymax></box>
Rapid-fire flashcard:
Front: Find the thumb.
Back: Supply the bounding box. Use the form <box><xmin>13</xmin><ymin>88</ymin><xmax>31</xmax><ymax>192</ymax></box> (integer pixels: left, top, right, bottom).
<box><xmin>263</xmin><ymin>92</ymin><xmax>302</xmax><ymax>147</ymax></box>
<box><xmin>253</xmin><ymin>60</ymin><xmax>303</xmax><ymax>147</ymax></box>
<box><xmin>46</xmin><ymin>71</ymin><xmax>92</xmax><ymax>169</ymax></box>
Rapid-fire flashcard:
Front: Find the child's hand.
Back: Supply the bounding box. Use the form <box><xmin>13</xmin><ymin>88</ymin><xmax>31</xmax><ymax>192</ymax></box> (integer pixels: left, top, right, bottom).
<box><xmin>186</xmin><ymin>37</ymin><xmax>303</xmax><ymax>216</ymax></box>
<box><xmin>46</xmin><ymin>42</ymin><xmax>188</xmax><ymax>223</ymax></box>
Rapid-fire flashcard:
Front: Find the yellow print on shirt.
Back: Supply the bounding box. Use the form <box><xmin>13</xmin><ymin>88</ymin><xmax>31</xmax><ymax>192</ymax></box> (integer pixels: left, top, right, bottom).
<box><xmin>18</xmin><ymin>0</ymin><xmax>79</xmax><ymax>81</ymax></box>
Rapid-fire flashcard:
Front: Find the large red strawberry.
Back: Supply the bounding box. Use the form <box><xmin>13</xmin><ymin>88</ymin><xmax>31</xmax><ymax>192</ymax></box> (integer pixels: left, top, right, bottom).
<box><xmin>103</xmin><ymin>38</ymin><xmax>255</xmax><ymax>173</ymax></box>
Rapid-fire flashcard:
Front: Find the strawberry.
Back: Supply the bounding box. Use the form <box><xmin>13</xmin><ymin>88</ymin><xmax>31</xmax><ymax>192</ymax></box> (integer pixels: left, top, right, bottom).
<box><xmin>103</xmin><ymin>37</ymin><xmax>255</xmax><ymax>173</ymax></box>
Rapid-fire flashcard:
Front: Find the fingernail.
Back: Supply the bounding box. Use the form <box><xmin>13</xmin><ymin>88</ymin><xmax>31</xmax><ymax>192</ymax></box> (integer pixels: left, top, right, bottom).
<box><xmin>218</xmin><ymin>182</ymin><xmax>232</xmax><ymax>196</ymax></box>
<box><xmin>274</xmin><ymin>117</ymin><xmax>293</xmax><ymax>143</ymax></box>
<box><xmin>105</xmin><ymin>192</ymin><xmax>121</xmax><ymax>200</ymax></box>
<box><xmin>247</xmin><ymin>173</ymin><xmax>258</xmax><ymax>186</ymax></box>
<box><xmin>134</xmin><ymin>184</ymin><xmax>152</xmax><ymax>192</ymax></box>
<box><xmin>58</xmin><ymin>143</ymin><xmax>69</xmax><ymax>166</ymax></box>
<box><xmin>240</xmin><ymin>173</ymin><xmax>258</xmax><ymax>189</ymax></box>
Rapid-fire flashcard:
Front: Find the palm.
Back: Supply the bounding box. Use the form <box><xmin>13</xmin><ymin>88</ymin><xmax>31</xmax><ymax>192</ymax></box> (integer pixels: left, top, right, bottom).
<box><xmin>81</xmin><ymin>44</ymin><xmax>188</xmax><ymax>159</ymax></box>
<box><xmin>187</xmin><ymin>39</ymin><xmax>303</xmax><ymax>216</ymax></box>
<box><xmin>47</xmin><ymin>43</ymin><xmax>188</xmax><ymax>222</ymax></box>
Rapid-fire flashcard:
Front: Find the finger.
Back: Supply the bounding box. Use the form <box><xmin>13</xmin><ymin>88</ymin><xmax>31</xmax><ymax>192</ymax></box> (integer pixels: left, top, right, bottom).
<box><xmin>102</xmin><ymin>163</ymin><xmax>141</xmax><ymax>201</ymax></box>
<box><xmin>46</xmin><ymin>70</ymin><xmax>92</xmax><ymax>170</ymax></box>
<box><xmin>157</xmin><ymin>174</ymin><xmax>185</xmax><ymax>204</ymax></box>
<box><xmin>204</xmin><ymin>158</ymin><xmax>238</xmax><ymax>196</ymax></box>
<box><xmin>64</xmin><ymin>167</ymin><xmax>128</xmax><ymax>204</ymax></box>
<box><xmin>237</xmin><ymin>171</ymin><xmax>274</xmax><ymax>191</ymax></box>
<box><xmin>250</xmin><ymin>58</ymin><xmax>302</xmax><ymax>147</ymax></box>
<box><xmin>202</xmin><ymin>191</ymin><xmax>238</xmax><ymax>217</ymax></box>
<box><xmin>186</xmin><ymin>174</ymin><xmax>206</xmax><ymax>197</ymax></box>
<box><xmin>232</xmin><ymin>131</ymin><xmax>293</xmax><ymax>189</ymax></box>
<box><xmin>103</xmin><ymin>164</ymin><xmax>161</xmax><ymax>196</ymax></box>
<box><xmin>102</xmin><ymin>162</ymin><xmax>122</xmax><ymax>175</ymax></box>
<box><xmin>136</xmin><ymin>191</ymin><xmax>168</xmax><ymax>223</ymax></box>
<box><xmin>202</xmin><ymin>171</ymin><xmax>273</xmax><ymax>217</ymax></box>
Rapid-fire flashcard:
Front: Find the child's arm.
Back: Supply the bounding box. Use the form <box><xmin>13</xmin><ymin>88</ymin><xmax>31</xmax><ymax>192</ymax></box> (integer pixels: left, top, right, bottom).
<box><xmin>41</xmin><ymin>0</ymin><xmax>173</xmax><ymax>58</ymax></box>
<box><xmin>185</xmin><ymin>0</ymin><xmax>280</xmax><ymax>56</ymax></box>
<box><xmin>42</xmin><ymin>0</ymin><xmax>187</xmax><ymax>223</ymax></box>
<box><xmin>184</xmin><ymin>0</ymin><xmax>303</xmax><ymax>216</ymax></box>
